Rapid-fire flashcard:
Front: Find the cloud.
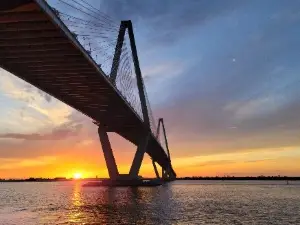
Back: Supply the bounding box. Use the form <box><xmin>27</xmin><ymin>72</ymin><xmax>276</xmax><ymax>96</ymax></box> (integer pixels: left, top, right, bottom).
<box><xmin>0</xmin><ymin>69</ymin><xmax>73</xmax><ymax>129</ymax></box>
<box><xmin>0</xmin><ymin>110</ymin><xmax>85</xmax><ymax>142</ymax></box>
<box><xmin>27</xmin><ymin>102</ymin><xmax>72</xmax><ymax>126</ymax></box>
<box><xmin>0</xmin><ymin>69</ymin><xmax>52</xmax><ymax>104</ymax></box>
<box><xmin>100</xmin><ymin>0</ymin><xmax>241</xmax><ymax>45</ymax></box>
<box><xmin>0</xmin><ymin>156</ymin><xmax>57</xmax><ymax>170</ymax></box>
<box><xmin>143</xmin><ymin>61</ymin><xmax>185</xmax><ymax>80</ymax></box>
<box><xmin>224</xmin><ymin>94</ymin><xmax>287</xmax><ymax>121</ymax></box>
<box><xmin>171</xmin><ymin>146</ymin><xmax>300</xmax><ymax>168</ymax></box>
<box><xmin>0</xmin><ymin>123</ymin><xmax>82</xmax><ymax>141</ymax></box>
<box><xmin>76</xmin><ymin>140</ymin><xmax>94</xmax><ymax>148</ymax></box>
<box><xmin>0</xmin><ymin>69</ymin><xmax>36</xmax><ymax>103</ymax></box>
<box><xmin>0</xmin><ymin>108</ymin><xmax>96</xmax><ymax>160</ymax></box>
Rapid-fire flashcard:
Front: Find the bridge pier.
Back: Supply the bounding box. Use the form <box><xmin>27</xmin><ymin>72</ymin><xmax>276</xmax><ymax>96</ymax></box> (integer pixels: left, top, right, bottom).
<box><xmin>152</xmin><ymin>160</ymin><xmax>160</xmax><ymax>179</ymax></box>
<box><xmin>98</xmin><ymin>125</ymin><xmax>153</xmax><ymax>182</ymax></box>
<box><xmin>162</xmin><ymin>166</ymin><xmax>176</xmax><ymax>181</ymax></box>
<box><xmin>98</xmin><ymin>125</ymin><xmax>119</xmax><ymax>180</ymax></box>
<box><xmin>129</xmin><ymin>133</ymin><xmax>150</xmax><ymax>178</ymax></box>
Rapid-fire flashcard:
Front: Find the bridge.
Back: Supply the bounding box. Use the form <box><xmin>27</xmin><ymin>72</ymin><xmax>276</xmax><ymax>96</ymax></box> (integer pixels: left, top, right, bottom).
<box><xmin>0</xmin><ymin>0</ymin><xmax>176</xmax><ymax>183</ymax></box>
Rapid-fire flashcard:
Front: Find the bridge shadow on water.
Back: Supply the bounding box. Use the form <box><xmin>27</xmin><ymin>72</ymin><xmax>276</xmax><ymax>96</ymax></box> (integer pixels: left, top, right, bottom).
<box><xmin>68</xmin><ymin>182</ymin><xmax>177</xmax><ymax>225</ymax></box>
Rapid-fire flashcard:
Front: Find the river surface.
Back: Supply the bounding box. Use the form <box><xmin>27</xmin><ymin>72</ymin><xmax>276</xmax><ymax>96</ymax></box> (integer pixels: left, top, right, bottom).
<box><xmin>0</xmin><ymin>180</ymin><xmax>300</xmax><ymax>225</ymax></box>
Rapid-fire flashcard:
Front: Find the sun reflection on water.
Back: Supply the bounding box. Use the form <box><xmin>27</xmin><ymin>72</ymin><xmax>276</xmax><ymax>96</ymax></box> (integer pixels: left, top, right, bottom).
<box><xmin>65</xmin><ymin>183</ymin><xmax>174</xmax><ymax>224</ymax></box>
<box><xmin>68</xmin><ymin>181</ymin><xmax>84</xmax><ymax>223</ymax></box>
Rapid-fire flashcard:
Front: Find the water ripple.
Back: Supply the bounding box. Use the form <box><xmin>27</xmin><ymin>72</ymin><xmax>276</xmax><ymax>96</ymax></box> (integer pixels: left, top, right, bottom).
<box><xmin>0</xmin><ymin>181</ymin><xmax>300</xmax><ymax>224</ymax></box>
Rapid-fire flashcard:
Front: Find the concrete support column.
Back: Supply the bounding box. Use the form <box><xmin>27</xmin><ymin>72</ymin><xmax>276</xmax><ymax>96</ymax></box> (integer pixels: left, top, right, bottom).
<box><xmin>152</xmin><ymin>160</ymin><xmax>160</xmax><ymax>179</ymax></box>
<box><xmin>129</xmin><ymin>133</ymin><xmax>150</xmax><ymax>178</ymax></box>
<box><xmin>98</xmin><ymin>125</ymin><xmax>119</xmax><ymax>180</ymax></box>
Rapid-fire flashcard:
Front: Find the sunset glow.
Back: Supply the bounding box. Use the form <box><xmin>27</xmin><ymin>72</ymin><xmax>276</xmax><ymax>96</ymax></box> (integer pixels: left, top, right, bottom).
<box><xmin>73</xmin><ymin>173</ymin><xmax>82</xmax><ymax>180</ymax></box>
<box><xmin>1</xmin><ymin>0</ymin><xmax>300</xmax><ymax>180</ymax></box>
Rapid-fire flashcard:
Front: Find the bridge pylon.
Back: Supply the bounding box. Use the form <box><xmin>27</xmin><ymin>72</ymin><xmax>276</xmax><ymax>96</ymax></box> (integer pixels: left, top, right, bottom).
<box><xmin>97</xmin><ymin>120</ymin><xmax>175</xmax><ymax>183</ymax></box>
<box><xmin>156</xmin><ymin>118</ymin><xmax>175</xmax><ymax>181</ymax></box>
<box><xmin>97</xmin><ymin>123</ymin><xmax>151</xmax><ymax>181</ymax></box>
<box><xmin>97</xmin><ymin>20</ymin><xmax>175</xmax><ymax>184</ymax></box>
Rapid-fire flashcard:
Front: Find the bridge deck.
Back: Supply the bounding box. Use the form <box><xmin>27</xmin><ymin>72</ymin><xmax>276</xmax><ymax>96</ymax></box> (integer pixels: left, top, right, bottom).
<box><xmin>0</xmin><ymin>0</ymin><xmax>175</xmax><ymax>176</ymax></box>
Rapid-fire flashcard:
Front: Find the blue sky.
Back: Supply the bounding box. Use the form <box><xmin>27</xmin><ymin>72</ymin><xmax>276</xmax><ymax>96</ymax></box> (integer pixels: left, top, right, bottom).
<box><xmin>1</xmin><ymin>0</ymin><xmax>300</xmax><ymax>177</ymax></box>
<box><xmin>107</xmin><ymin>0</ymin><xmax>300</xmax><ymax>150</ymax></box>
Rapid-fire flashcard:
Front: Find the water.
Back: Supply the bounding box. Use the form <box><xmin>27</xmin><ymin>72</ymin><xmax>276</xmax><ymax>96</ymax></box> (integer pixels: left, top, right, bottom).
<box><xmin>1</xmin><ymin>180</ymin><xmax>300</xmax><ymax>225</ymax></box>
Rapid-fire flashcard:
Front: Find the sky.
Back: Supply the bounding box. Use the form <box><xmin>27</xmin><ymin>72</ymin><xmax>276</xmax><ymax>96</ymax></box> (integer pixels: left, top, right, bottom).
<box><xmin>1</xmin><ymin>0</ymin><xmax>300</xmax><ymax>178</ymax></box>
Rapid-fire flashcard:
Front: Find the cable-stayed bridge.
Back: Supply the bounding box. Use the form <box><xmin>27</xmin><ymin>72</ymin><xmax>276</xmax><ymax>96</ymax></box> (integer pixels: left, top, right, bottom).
<box><xmin>0</xmin><ymin>0</ymin><xmax>176</xmax><ymax>182</ymax></box>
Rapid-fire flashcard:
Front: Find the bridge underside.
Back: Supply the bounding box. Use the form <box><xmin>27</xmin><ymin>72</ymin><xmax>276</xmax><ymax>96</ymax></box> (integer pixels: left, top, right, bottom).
<box><xmin>0</xmin><ymin>0</ymin><xmax>176</xmax><ymax>178</ymax></box>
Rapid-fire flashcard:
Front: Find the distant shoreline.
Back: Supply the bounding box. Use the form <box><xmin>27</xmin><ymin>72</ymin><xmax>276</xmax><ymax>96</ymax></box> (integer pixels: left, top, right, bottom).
<box><xmin>1</xmin><ymin>176</ymin><xmax>300</xmax><ymax>182</ymax></box>
<box><xmin>177</xmin><ymin>176</ymin><xmax>300</xmax><ymax>181</ymax></box>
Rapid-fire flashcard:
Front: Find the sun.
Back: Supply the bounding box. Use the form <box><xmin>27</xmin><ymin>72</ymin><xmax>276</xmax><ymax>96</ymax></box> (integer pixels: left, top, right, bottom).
<box><xmin>73</xmin><ymin>172</ymin><xmax>82</xmax><ymax>179</ymax></box>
